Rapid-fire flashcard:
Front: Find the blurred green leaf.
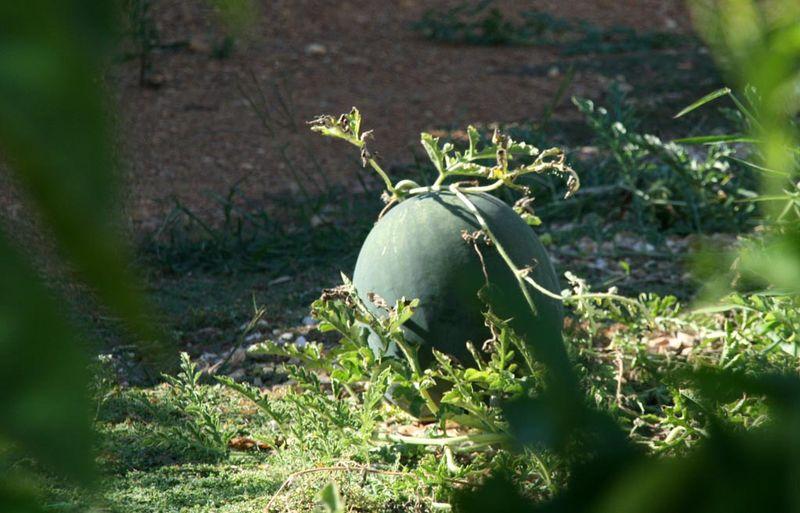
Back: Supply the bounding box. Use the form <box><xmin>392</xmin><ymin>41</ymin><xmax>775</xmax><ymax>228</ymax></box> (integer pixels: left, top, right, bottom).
<box><xmin>0</xmin><ymin>478</ymin><xmax>48</xmax><ymax>513</ymax></box>
<box><xmin>672</xmin><ymin>134</ymin><xmax>756</xmax><ymax>145</ymax></box>
<box><xmin>673</xmin><ymin>87</ymin><xmax>732</xmax><ymax>118</ymax></box>
<box><xmin>455</xmin><ymin>476</ymin><xmax>533</xmax><ymax>513</ymax></box>
<box><xmin>319</xmin><ymin>482</ymin><xmax>345</xmax><ymax>513</ymax></box>
<box><xmin>0</xmin><ymin>0</ymin><xmax>171</xmax><ymax>362</ymax></box>
<box><xmin>0</xmin><ymin>233</ymin><xmax>93</xmax><ymax>482</ymax></box>
<box><xmin>0</xmin><ymin>0</ymin><xmax>169</xmax><ymax>363</ymax></box>
<box><xmin>0</xmin><ymin>1</ymin><xmax>175</xmax><ymax>510</ymax></box>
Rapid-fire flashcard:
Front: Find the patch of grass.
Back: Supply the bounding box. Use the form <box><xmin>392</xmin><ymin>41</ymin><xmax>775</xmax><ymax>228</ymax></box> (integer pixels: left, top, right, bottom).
<box><xmin>53</xmin><ymin>285</ymin><xmax>796</xmax><ymax>512</ymax></box>
<box><xmin>413</xmin><ymin>0</ymin><xmax>687</xmax><ymax>55</ymax></box>
<box><xmin>138</xmin><ymin>184</ymin><xmax>378</xmax><ymax>277</ymax></box>
<box><xmin>100</xmin><ymin>460</ymin><xmax>276</xmax><ymax>513</ymax></box>
<box><xmin>498</xmin><ymin>49</ymin><xmax>724</xmax><ymax>130</ymax></box>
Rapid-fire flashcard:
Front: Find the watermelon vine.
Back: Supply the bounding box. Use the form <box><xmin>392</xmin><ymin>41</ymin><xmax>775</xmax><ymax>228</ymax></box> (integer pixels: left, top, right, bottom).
<box><xmin>309</xmin><ymin>107</ymin><xmax>647</xmax><ymax>318</ymax></box>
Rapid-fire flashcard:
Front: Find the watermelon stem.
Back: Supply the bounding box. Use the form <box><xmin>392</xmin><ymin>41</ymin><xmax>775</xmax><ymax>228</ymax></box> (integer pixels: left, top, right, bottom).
<box><xmin>518</xmin><ymin>271</ymin><xmax>653</xmax><ymax>321</ymax></box>
<box><xmin>394</xmin><ymin>337</ymin><xmax>441</xmax><ymax>416</ymax></box>
<box><xmin>310</xmin><ymin>107</ymin><xmax>580</xmax><ymax>203</ymax></box>
<box><xmin>450</xmin><ymin>185</ymin><xmax>541</xmax><ymax>318</ymax></box>
<box><xmin>376</xmin><ymin>431</ymin><xmax>510</xmax><ymax>447</ymax></box>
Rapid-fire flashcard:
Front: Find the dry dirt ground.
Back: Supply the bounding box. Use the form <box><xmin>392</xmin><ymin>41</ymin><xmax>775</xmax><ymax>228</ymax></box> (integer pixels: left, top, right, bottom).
<box><xmin>104</xmin><ymin>0</ymin><xmax>692</xmax><ymax>232</ymax></box>
<box><xmin>0</xmin><ymin>1</ymin><xmax>694</xmax><ymax>236</ymax></box>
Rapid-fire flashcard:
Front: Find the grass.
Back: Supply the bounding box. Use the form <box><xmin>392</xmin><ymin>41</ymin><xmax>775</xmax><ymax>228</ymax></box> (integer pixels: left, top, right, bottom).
<box><xmin>412</xmin><ymin>1</ymin><xmax>686</xmax><ymax>55</ymax></box>
<box><xmin>42</xmin><ymin>281</ymin><xmax>797</xmax><ymax>511</ymax></box>
<box><xmin>39</xmin><ymin>381</ymin><xmax>438</xmax><ymax>512</ymax></box>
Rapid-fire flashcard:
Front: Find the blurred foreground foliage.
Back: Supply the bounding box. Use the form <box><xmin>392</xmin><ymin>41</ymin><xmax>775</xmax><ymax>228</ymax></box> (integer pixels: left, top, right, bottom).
<box><xmin>457</xmin><ymin>0</ymin><xmax>800</xmax><ymax>511</ymax></box>
<box><xmin>0</xmin><ymin>0</ymin><xmax>253</xmax><ymax>511</ymax></box>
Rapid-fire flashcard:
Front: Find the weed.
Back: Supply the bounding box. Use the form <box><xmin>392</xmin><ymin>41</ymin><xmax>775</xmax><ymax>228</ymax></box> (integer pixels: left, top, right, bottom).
<box><xmin>413</xmin><ymin>1</ymin><xmax>686</xmax><ymax>55</ymax></box>
<box><xmin>139</xmin><ymin>181</ymin><xmax>377</xmax><ymax>275</ymax></box>
<box><xmin>212</xmin><ymin>35</ymin><xmax>237</xmax><ymax>59</ymax></box>
<box><xmin>568</xmin><ymin>91</ymin><xmax>758</xmax><ymax>234</ymax></box>
<box><xmin>122</xmin><ymin>0</ymin><xmax>160</xmax><ymax>87</ymax></box>
<box><xmin>160</xmin><ymin>353</ymin><xmax>236</xmax><ymax>458</ymax></box>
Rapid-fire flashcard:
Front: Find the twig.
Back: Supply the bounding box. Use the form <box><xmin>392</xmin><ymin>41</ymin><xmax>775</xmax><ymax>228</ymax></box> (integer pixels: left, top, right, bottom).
<box><xmin>377</xmin><ymin>196</ymin><xmax>398</xmax><ymax>219</ymax></box>
<box><xmin>208</xmin><ymin>301</ymin><xmax>266</xmax><ymax>375</ymax></box>
<box><xmin>615</xmin><ymin>349</ymin><xmax>624</xmax><ymax>407</ymax></box>
<box><xmin>377</xmin><ymin>431</ymin><xmax>510</xmax><ymax>447</ymax></box>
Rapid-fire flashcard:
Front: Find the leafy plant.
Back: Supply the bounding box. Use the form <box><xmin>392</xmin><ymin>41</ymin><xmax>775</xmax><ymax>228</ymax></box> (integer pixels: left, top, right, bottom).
<box><xmin>309</xmin><ymin>107</ymin><xmax>578</xmax><ymax>202</ymax></box>
<box><xmin>160</xmin><ymin>353</ymin><xmax>236</xmax><ymax>457</ymax></box>
<box><xmin>571</xmin><ymin>89</ymin><xmax>758</xmax><ymax>233</ymax></box>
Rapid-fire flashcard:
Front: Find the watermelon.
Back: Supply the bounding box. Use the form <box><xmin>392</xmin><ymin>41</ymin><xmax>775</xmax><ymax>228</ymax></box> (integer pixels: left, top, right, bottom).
<box><xmin>352</xmin><ymin>191</ymin><xmax>563</xmax><ymax>368</ymax></box>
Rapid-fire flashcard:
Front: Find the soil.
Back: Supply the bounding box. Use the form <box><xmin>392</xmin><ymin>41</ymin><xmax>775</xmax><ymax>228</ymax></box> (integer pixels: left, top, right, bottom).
<box><xmin>108</xmin><ymin>0</ymin><xmax>693</xmax><ymax>231</ymax></box>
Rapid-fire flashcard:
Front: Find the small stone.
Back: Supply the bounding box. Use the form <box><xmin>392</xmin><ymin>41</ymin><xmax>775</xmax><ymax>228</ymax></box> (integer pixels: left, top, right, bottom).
<box><xmin>302</xmin><ymin>316</ymin><xmax>317</xmax><ymax>326</ymax></box>
<box><xmin>193</xmin><ymin>327</ymin><xmax>222</xmax><ymax>341</ymax></box>
<box><xmin>294</xmin><ymin>336</ymin><xmax>308</xmax><ymax>348</ymax></box>
<box><xmin>229</xmin><ymin>347</ymin><xmax>248</xmax><ymax>366</ymax></box>
<box><xmin>245</xmin><ymin>331</ymin><xmax>263</xmax><ymax>343</ymax></box>
<box><xmin>269</xmin><ymin>276</ymin><xmax>292</xmax><ymax>286</ymax></box>
<box><xmin>343</xmin><ymin>55</ymin><xmax>369</xmax><ymax>66</ymax></box>
<box><xmin>310</xmin><ymin>214</ymin><xmax>326</xmax><ymax>227</ymax></box>
<box><xmin>144</xmin><ymin>73</ymin><xmax>167</xmax><ymax>88</ymax></box>
<box><xmin>188</xmin><ymin>36</ymin><xmax>211</xmax><ymax>53</ymax></box>
<box><xmin>576</xmin><ymin>237</ymin><xmax>598</xmax><ymax>254</ymax></box>
<box><xmin>304</xmin><ymin>43</ymin><xmax>327</xmax><ymax>56</ymax></box>
<box><xmin>279</xmin><ymin>332</ymin><xmax>294</xmax><ymax>341</ymax></box>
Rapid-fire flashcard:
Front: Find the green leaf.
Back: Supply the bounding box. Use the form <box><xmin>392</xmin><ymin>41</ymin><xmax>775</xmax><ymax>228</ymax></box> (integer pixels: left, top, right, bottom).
<box><xmin>0</xmin><ymin>234</ymin><xmax>93</xmax><ymax>482</ymax></box>
<box><xmin>520</xmin><ymin>212</ymin><xmax>542</xmax><ymax>226</ymax></box>
<box><xmin>420</xmin><ymin>132</ymin><xmax>446</xmax><ymax>172</ymax></box>
<box><xmin>0</xmin><ymin>0</ymin><xmax>162</xmax><ymax>491</ymax></box>
<box><xmin>467</xmin><ymin>125</ymin><xmax>481</xmax><ymax>156</ymax></box>
<box><xmin>319</xmin><ymin>482</ymin><xmax>345</xmax><ymax>513</ymax></box>
<box><xmin>571</xmin><ymin>96</ymin><xmax>595</xmax><ymax>114</ymax></box>
<box><xmin>0</xmin><ymin>0</ymin><xmax>171</xmax><ymax>364</ymax></box>
<box><xmin>389</xmin><ymin>298</ymin><xmax>419</xmax><ymax>331</ymax></box>
<box><xmin>727</xmin><ymin>156</ymin><xmax>790</xmax><ymax>177</ymax></box>
<box><xmin>673</xmin><ymin>87</ymin><xmax>731</xmax><ymax>118</ymax></box>
<box><xmin>673</xmin><ymin>134</ymin><xmax>757</xmax><ymax>145</ymax></box>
